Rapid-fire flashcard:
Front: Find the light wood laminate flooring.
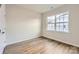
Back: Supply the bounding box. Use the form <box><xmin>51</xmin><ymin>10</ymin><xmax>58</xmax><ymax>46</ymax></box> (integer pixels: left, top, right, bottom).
<box><xmin>4</xmin><ymin>37</ymin><xmax>79</xmax><ymax>54</ymax></box>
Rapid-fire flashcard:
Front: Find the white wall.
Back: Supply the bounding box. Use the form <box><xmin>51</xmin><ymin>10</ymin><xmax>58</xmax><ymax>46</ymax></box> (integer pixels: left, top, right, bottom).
<box><xmin>42</xmin><ymin>5</ymin><xmax>79</xmax><ymax>47</ymax></box>
<box><xmin>0</xmin><ymin>4</ymin><xmax>6</xmax><ymax>53</ymax></box>
<box><xmin>6</xmin><ymin>5</ymin><xmax>41</xmax><ymax>45</ymax></box>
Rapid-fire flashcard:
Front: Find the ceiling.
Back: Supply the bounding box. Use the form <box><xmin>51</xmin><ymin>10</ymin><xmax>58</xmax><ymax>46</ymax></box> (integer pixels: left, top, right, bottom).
<box><xmin>17</xmin><ymin>4</ymin><xmax>63</xmax><ymax>13</ymax></box>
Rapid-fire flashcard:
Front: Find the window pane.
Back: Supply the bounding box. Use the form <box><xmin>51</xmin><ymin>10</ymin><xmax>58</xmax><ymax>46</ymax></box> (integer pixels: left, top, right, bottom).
<box><xmin>48</xmin><ymin>16</ymin><xmax>55</xmax><ymax>23</ymax></box>
<box><xmin>51</xmin><ymin>24</ymin><xmax>55</xmax><ymax>31</ymax></box>
<box><xmin>51</xmin><ymin>24</ymin><xmax>55</xmax><ymax>27</ymax></box>
<box><xmin>56</xmin><ymin>23</ymin><xmax>60</xmax><ymax>31</ymax></box>
<box><xmin>48</xmin><ymin>16</ymin><xmax>52</xmax><ymax>19</ymax></box>
<box><xmin>56</xmin><ymin>18</ymin><xmax>60</xmax><ymax>22</ymax></box>
<box><xmin>48</xmin><ymin>24</ymin><xmax>55</xmax><ymax>31</ymax></box>
<box><xmin>60</xmin><ymin>23</ymin><xmax>64</xmax><ymax>31</ymax></box>
<box><xmin>64</xmin><ymin>15</ymin><xmax>69</xmax><ymax>22</ymax></box>
<box><xmin>63</xmin><ymin>23</ymin><xmax>69</xmax><ymax>32</ymax></box>
<box><xmin>48</xmin><ymin>24</ymin><xmax>51</xmax><ymax>30</ymax></box>
<box><xmin>56</xmin><ymin>23</ymin><xmax>60</xmax><ymax>27</ymax></box>
<box><xmin>48</xmin><ymin>19</ymin><xmax>52</xmax><ymax>23</ymax></box>
<box><xmin>56</xmin><ymin>15</ymin><xmax>60</xmax><ymax>22</ymax></box>
<box><xmin>60</xmin><ymin>15</ymin><xmax>64</xmax><ymax>22</ymax></box>
<box><xmin>51</xmin><ymin>16</ymin><xmax>55</xmax><ymax>23</ymax></box>
<box><xmin>48</xmin><ymin>16</ymin><xmax>52</xmax><ymax>23</ymax></box>
<box><xmin>56</xmin><ymin>26</ymin><xmax>60</xmax><ymax>31</ymax></box>
<box><xmin>48</xmin><ymin>19</ymin><xmax>52</xmax><ymax>24</ymax></box>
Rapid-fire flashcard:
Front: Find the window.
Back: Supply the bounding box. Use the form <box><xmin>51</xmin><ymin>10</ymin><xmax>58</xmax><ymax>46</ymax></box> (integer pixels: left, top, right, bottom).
<box><xmin>48</xmin><ymin>16</ymin><xmax>55</xmax><ymax>31</ymax></box>
<box><xmin>47</xmin><ymin>12</ymin><xmax>69</xmax><ymax>32</ymax></box>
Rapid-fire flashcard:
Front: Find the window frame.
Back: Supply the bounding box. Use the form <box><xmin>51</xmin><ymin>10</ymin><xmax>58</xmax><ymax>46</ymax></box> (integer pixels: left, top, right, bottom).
<box><xmin>47</xmin><ymin>11</ymin><xmax>69</xmax><ymax>33</ymax></box>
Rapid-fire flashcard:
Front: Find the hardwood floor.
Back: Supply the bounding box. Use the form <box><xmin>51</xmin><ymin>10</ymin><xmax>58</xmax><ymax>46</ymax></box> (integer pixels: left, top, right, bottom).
<box><xmin>4</xmin><ymin>37</ymin><xmax>79</xmax><ymax>54</ymax></box>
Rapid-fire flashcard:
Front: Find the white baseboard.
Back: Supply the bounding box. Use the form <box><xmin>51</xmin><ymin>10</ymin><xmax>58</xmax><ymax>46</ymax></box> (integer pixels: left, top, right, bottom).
<box><xmin>6</xmin><ymin>36</ymin><xmax>41</xmax><ymax>46</ymax></box>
